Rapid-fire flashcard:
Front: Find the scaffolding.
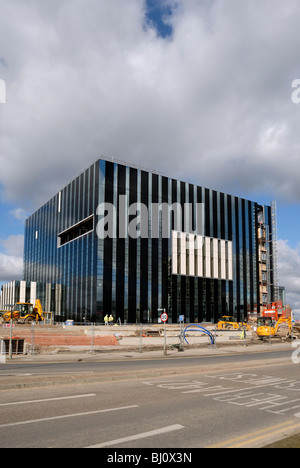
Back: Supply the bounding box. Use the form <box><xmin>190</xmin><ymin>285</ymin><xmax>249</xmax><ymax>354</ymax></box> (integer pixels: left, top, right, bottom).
<box><xmin>257</xmin><ymin>211</ymin><xmax>268</xmax><ymax>311</ymax></box>
<box><xmin>271</xmin><ymin>201</ymin><xmax>279</xmax><ymax>302</ymax></box>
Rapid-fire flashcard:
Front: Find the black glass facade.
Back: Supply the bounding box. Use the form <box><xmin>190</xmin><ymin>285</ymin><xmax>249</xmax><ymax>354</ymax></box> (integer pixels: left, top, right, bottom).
<box><xmin>23</xmin><ymin>158</ymin><xmax>274</xmax><ymax>323</ymax></box>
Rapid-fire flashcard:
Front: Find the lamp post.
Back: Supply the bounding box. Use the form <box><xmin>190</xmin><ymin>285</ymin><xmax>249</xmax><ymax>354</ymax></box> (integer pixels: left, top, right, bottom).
<box><xmin>158</xmin><ymin>308</ymin><xmax>168</xmax><ymax>356</ymax></box>
<box><xmin>4</xmin><ymin>304</ymin><xmax>14</xmax><ymax>360</ymax></box>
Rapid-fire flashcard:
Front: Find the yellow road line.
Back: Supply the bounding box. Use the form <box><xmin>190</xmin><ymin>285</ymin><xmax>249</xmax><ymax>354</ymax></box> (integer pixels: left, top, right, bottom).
<box><xmin>229</xmin><ymin>422</ymin><xmax>300</xmax><ymax>448</ymax></box>
<box><xmin>208</xmin><ymin>420</ymin><xmax>300</xmax><ymax>448</ymax></box>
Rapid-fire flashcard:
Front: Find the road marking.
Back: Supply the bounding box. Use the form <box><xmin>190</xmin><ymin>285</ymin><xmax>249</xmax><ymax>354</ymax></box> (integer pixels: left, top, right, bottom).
<box><xmin>207</xmin><ymin>420</ymin><xmax>300</xmax><ymax>448</ymax></box>
<box><xmin>0</xmin><ymin>405</ymin><xmax>138</xmax><ymax>428</ymax></box>
<box><xmin>86</xmin><ymin>424</ymin><xmax>185</xmax><ymax>448</ymax></box>
<box><xmin>202</xmin><ymin>382</ymin><xmax>292</xmax><ymax>397</ymax></box>
<box><xmin>0</xmin><ymin>394</ymin><xmax>96</xmax><ymax>407</ymax></box>
<box><xmin>0</xmin><ymin>371</ymin><xmax>94</xmax><ymax>377</ymax></box>
<box><xmin>229</xmin><ymin>423</ymin><xmax>300</xmax><ymax>448</ymax></box>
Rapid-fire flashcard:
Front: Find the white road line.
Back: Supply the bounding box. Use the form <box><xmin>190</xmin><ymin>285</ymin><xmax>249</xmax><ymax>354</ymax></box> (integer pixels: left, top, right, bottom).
<box><xmin>0</xmin><ymin>371</ymin><xmax>94</xmax><ymax>377</ymax></box>
<box><xmin>86</xmin><ymin>424</ymin><xmax>185</xmax><ymax>448</ymax></box>
<box><xmin>184</xmin><ymin>382</ymin><xmax>289</xmax><ymax>396</ymax></box>
<box><xmin>0</xmin><ymin>405</ymin><xmax>139</xmax><ymax>428</ymax></box>
<box><xmin>0</xmin><ymin>394</ymin><xmax>96</xmax><ymax>407</ymax></box>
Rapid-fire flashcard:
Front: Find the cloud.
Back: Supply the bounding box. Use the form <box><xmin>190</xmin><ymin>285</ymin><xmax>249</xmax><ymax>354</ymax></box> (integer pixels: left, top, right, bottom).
<box><xmin>0</xmin><ymin>253</ymin><xmax>23</xmax><ymax>282</ymax></box>
<box><xmin>278</xmin><ymin>239</ymin><xmax>300</xmax><ymax>319</ymax></box>
<box><xmin>1</xmin><ymin>0</ymin><xmax>300</xmax><ymax>213</ymax></box>
<box><xmin>0</xmin><ymin>235</ymin><xmax>23</xmax><ymax>281</ymax></box>
<box><xmin>0</xmin><ymin>234</ymin><xmax>24</xmax><ymax>257</ymax></box>
<box><xmin>9</xmin><ymin>208</ymin><xmax>29</xmax><ymax>222</ymax></box>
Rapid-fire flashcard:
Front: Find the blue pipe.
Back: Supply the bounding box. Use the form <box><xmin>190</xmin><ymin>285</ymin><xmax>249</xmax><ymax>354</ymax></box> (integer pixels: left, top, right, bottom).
<box><xmin>183</xmin><ymin>324</ymin><xmax>215</xmax><ymax>346</ymax></box>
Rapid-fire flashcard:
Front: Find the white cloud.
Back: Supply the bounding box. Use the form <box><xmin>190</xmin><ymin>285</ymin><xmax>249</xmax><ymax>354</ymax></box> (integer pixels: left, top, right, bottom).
<box><xmin>1</xmin><ymin>0</ymin><xmax>300</xmax><ymax>211</ymax></box>
<box><xmin>278</xmin><ymin>239</ymin><xmax>300</xmax><ymax>319</ymax></box>
<box><xmin>0</xmin><ymin>253</ymin><xmax>23</xmax><ymax>282</ymax></box>
<box><xmin>0</xmin><ymin>235</ymin><xmax>23</xmax><ymax>282</ymax></box>
<box><xmin>0</xmin><ymin>234</ymin><xmax>24</xmax><ymax>257</ymax></box>
<box><xmin>9</xmin><ymin>208</ymin><xmax>28</xmax><ymax>222</ymax></box>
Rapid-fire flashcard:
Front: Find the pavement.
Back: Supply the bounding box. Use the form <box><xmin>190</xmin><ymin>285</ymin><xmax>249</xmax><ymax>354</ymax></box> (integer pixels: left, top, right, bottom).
<box><xmin>1</xmin><ymin>338</ymin><xmax>291</xmax><ymax>361</ymax></box>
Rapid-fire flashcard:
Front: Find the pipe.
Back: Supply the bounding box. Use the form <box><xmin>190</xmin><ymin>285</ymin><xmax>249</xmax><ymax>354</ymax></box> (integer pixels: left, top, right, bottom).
<box><xmin>183</xmin><ymin>324</ymin><xmax>215</xmax><ymax>346</ymax></box>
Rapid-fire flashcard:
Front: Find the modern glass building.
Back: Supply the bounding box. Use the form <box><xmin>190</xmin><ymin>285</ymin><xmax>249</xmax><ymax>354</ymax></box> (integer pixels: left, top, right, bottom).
<box><xmin>23</xmin><ymin>157</ymin><xmax>275</xmax><ymax>323</ymax></box>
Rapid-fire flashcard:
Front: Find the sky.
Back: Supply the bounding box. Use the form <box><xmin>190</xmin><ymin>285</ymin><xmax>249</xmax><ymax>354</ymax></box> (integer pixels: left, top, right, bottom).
<box><xmin>0</xmin><ymin>0</ymin><xmax>300</xmax><ymax>317</ymax></box>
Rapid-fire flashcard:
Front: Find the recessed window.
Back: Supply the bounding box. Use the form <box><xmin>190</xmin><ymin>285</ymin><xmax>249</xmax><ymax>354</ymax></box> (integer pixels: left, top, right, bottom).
<box><xmin>58</xmin><ymin>216</ymin><xmax>94</xmax><ymax>247</ymax></box>
<box><xmin>172</xmin><ymin>230</ymin><xmax>233</xmax><ymax>281</ymax></box>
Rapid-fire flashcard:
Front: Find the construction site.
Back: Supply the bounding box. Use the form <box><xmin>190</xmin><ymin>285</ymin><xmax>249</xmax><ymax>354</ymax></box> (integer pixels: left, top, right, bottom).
<box><xmin>0</xmin><ymin>305</ymin><xmax>299</xmax><ymax>359</ymax></box>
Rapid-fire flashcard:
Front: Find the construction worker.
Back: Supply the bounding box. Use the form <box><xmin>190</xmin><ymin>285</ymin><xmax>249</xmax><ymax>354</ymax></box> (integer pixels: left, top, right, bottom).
<box><xmin>109</xmin><ymin>314</ymin><xmax>114</xmax><ymax>325</ymax></box>
<box><xmin>104</xmin><ymin>314</ymin><xmax>109</xmax><ymax>326</ymax></box>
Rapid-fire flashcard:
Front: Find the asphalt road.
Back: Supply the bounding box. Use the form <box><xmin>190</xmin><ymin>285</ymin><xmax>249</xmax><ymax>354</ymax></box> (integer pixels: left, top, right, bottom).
<box><xmin>1</xmin><ymin>348</ymin><xmax>300</xmax><ymax>449</ymax></box>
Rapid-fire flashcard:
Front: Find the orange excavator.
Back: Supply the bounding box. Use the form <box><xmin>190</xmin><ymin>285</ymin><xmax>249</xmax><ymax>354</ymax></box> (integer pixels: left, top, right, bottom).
<box><xmin>257</xmin><ymin>315</ymin><xmax>292</xmax><ymax>340</ymax></box>
<box><xmin>256</xmin><ymin>302</ymin><xmax>293</xmax><ymax>340</ymax></box>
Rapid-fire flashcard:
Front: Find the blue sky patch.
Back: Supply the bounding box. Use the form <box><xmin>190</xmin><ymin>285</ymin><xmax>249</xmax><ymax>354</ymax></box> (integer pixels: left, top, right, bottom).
<box><xmin>145</xmin><ymin>0</ymin><xmax>175</xmax><ymax>38</ymax></box>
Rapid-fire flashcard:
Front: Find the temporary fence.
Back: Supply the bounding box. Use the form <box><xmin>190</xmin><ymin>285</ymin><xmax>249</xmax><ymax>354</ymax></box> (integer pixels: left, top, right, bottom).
<box><xmin>0</xmin><ymin>322</ymin><xmax>251</xmax><ymax>358</ymax></box>
<box><xmin>0</xmin><ymin>322</ymin><xmax>114</xmax><ymax>356</ymax></box>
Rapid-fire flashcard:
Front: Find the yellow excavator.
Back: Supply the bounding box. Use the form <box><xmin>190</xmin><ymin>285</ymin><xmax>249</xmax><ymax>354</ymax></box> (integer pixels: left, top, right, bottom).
<box><xmin>256</xmin><ymin>316</ymin><xmax>292</xmax><ymax>340</ymax></box>
<box><xmin>0</xmin><ymin>299</ymin><xmax>44</xmax><ymax>324</ymax></box>
<box><xmin>217</xmin><ymin>316</ymin><xmax>251</xmax><ymax>331</ymax></box>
